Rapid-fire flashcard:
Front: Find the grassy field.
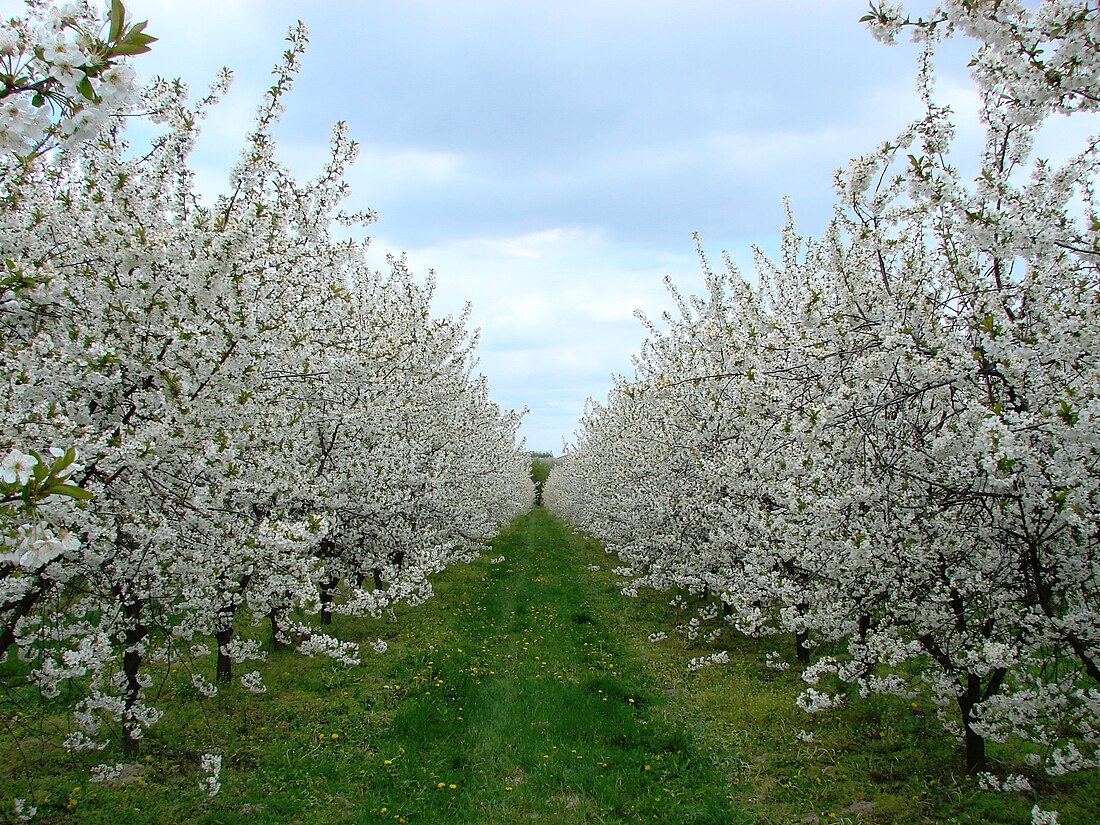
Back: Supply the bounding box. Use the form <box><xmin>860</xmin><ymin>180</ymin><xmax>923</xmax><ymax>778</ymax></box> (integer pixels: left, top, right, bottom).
<box><xmin>3</xmin><ymin>508</ymin><xmax>1099</xmax><ymax>823</ymax></box>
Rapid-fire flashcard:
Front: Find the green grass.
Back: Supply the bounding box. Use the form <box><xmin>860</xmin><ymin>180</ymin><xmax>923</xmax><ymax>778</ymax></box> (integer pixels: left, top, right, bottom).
<box><xmin>3</xmin><ymin>508</ymin><xmax>1099</xmax><ymax>823</ymax></box>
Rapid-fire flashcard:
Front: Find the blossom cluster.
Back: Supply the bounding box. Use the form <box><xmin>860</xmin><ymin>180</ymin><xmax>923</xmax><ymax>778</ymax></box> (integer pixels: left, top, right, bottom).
<box><xmin>0</xmin><ymin>0</ymin><xmax>150</xmax><ymax>155</ymax></box>
<box><xmin>1</xmin><ymin>0</ymin><xmax>533</xmax><ymax>769</ymax></box>
<box><xmin>198</xmin><ymin>753</ymin><xmax>222</xmax><ymax>797</ymax></box>
<box><xmin>547</xmin><ymin>0</ymin><xmax>1100</xmax><ymax>780</ymax></box>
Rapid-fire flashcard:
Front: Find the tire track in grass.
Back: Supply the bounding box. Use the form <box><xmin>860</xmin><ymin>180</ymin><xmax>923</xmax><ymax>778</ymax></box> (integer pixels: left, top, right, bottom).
<box><xmin>364</xmin><ymin>507</ymin><xmax>738</xmax><ymax>824</ymax></box>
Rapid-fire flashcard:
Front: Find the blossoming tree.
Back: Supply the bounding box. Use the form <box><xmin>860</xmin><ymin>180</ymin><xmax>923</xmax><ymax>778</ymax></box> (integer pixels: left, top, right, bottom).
<box><xmin>2</xmin><ymin>1</ymin><xmax>532</xmax><ymax>761</ymax></box>
<box><xmin>547</xmin><ymin>0</ymin><xmax>1100</xmax><ymax>776</ymax></box>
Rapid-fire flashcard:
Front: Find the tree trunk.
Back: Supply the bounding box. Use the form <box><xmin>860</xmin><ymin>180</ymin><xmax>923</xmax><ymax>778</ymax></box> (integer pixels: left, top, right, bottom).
<box><xmin>320</xmin><ymin>577</ymin><xmax>338</xmax><ymax>625</ymax></box>
<box><xmin>963</xmin><ymin>722</ymin><xmax>986</xmax><ymax>775</ymax></box>
<box><xmin>858</xmin><ymin>613</ymin><xmax>871</xmax><ymax>642</ymax></box>
<box><xmin>121</xmin><ymin>600</ymin><xmax>147</xmax><ymax>758</ymax></box>
<box><xmin>959</xmin><ymin>673</ymin><xmax>987</xmax><ymax>774</ymax></box>
<box><xmin>215</xmin><ymin>627</ymin><xmax>233</xmax><ymax>684</ymax></box>
<box><xmin>795</xmin><ymin>629</ymin><xmax>810</xmax><ymax>664</ymax></box>
<box><xmin>269</xmin><ymin>609</ymin><xmax>288</xmax><ymax>650</ymax></box>
<box><xmin>214</xmin><ymin>573</ymin><xmax>249</xmax><ymax>682</ymax></box>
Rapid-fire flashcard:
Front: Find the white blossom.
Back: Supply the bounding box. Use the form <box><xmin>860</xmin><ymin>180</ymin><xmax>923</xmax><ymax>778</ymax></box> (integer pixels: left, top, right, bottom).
<box><xmin>239</xmin><ymin>670</ymin><xmax>266</xmax><ymax>694</ymax></box>
<box><xmin>199</xmin><ymin>753</ymin><xmax>222</xmax><ymax>797</ymax></box>
<box><xmin>687</xmin><ymin>651</ymin><xmax>730</xmax><ymax>671</ymax></box>
<box><xmin>1</xmin><ymin>449</ymin><xmax>38</xmax><ymax>485</ymax></box>
<box><xmin>13</xmin><ymin>798</ymin><xmax>36</xmax><ymax>823</ymax></box>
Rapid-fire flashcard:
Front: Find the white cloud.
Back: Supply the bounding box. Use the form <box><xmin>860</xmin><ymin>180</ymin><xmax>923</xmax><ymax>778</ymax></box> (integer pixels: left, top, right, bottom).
<box><xmin>367</xmin><ymin>227</ymin><xmax>699</xmax><ymax>450</ymax></box>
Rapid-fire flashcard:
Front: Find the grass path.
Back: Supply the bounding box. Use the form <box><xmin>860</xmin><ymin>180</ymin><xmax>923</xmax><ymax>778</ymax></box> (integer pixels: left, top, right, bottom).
<box><xmin>357</xmin><ymin>506</ymin><xmax>736</xmax><ymax>824</ymax></box>
<box><xmin>6</xmin><ymin>508</ymin><xmax>1100</xmax><ymax>823</ymax></box>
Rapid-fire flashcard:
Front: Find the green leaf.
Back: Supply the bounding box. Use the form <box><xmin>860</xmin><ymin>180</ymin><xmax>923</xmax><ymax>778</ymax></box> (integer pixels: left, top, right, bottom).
<box><xmin>49</xmin><ymin>483</ymin><xmax>93</xmax><ymax>501</ymax></box>
<box><xmin>109</xmin><ymin>20</ymin><xmax>156</xmax><ymax>56</ymax></box>
<box><xmin>109</xmin><ymin>0</ymin><xmax>126</xmax><ymax>42</ymax></box>
<box><xmin>1057</xmin><ymin>400</ymin><xmax>1079</xmax><ymax>426</ymax></box>
<box><xmin>76</xmin><ymin>74</ymin><xmax>97</xmax><ymax>102</ymax></box>
<box><xmin>110</xmin><ymin>37</ymin><xmax>156</xmax><ymax>57</ymax></box>
<box><xmin>47</xmin><ymin>446</ymin><xmax>78</xmax><ymax>477</ymax></box>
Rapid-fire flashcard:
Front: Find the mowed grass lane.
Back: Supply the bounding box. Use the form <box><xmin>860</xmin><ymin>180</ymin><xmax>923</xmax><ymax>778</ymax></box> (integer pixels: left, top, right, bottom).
<box><xmin>359</xmin><ymin>506</ymin><xmax>734</xmax><ymax>823</ymax></box>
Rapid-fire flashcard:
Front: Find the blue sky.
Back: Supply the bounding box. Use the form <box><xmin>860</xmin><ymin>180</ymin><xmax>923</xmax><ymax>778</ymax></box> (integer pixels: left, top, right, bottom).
<box><xmin>13</xmin><ymin>1</ymin><xmax>1094</xmax><ymax>451</ymax></box>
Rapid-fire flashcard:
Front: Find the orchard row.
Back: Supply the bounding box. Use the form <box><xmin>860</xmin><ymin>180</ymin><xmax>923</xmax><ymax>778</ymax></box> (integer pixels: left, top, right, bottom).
<box><xmin>546</xmin><ymin>1</ymin><xmax>1100</xmax><ymax>783</ymax></box>
<box><xmin>1</xmin><ymin>4</ymin><xmax>533</xmax><ymax>758</ymax></box>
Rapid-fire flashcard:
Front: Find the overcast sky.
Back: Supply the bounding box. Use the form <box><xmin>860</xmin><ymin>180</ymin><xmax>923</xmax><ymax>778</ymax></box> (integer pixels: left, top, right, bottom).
<box><xmin>12</xmin><ymin>0</ymin><xmax>1095</xmax><ymax>451</ymax></box>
